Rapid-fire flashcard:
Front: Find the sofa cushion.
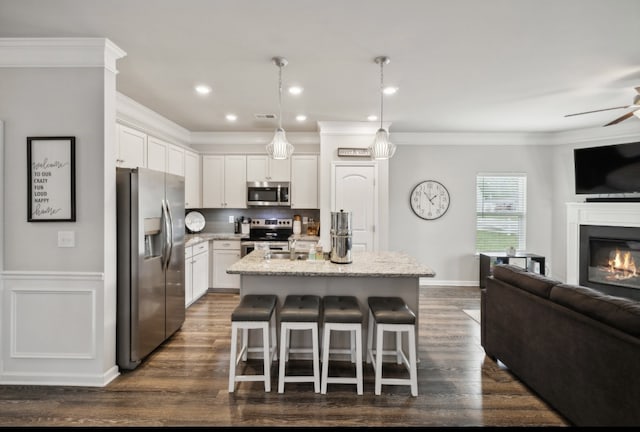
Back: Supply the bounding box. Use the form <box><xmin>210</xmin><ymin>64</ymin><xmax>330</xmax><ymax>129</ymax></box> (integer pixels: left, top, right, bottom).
<box><xmin>550</xmin><ymin>284</ymin><xmax>640</xmax><ymax>338</ymax></box>
<box><xmin>492</xmin><ymin>264</ymin><xmax>560</xmax><ymax>299</ymax></box>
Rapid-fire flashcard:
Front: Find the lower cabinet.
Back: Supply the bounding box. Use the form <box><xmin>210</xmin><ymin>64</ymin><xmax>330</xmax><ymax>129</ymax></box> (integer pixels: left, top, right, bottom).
<box><xmin>185</xmin><ymin>241</ymin><xmax>210</xmax><ymax>307</ymax></box>
<box><xmin>212</xmin><ymin>240</ymin><xmax>241</xmax><ymax>290</ymax></box>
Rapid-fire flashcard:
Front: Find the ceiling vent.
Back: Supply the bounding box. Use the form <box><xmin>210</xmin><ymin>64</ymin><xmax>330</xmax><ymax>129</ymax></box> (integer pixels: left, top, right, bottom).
<box><xmin>254</xmin><ymin>113</ymin><xmax>277</xmax><ymax>120</ymax></box>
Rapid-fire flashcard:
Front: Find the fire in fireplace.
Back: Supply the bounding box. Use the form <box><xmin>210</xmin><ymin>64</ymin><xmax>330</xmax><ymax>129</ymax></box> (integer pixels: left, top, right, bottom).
<box><xmin>580</xmin><ymin>225</ymin><xmax>640</xmax><ymax>300</ymax></box>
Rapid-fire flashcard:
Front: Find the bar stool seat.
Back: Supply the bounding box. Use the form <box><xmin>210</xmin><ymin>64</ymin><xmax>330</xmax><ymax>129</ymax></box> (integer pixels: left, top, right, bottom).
<box><xmin>366</xmin><ymin>296</ymin><xmax>418</xmax><ymax>396</ymax></box>
<box><xmin>278</xmin><ymin>295</ymin><xmax>321</xmax><ymax>393</ymax></box>
<box><xmin>228</xmin><ymin>294</ymin><xmax>278</xmax><ymax>392</ymax></box>
<box><xmin>321</xmin><ymin>295</ymin><xmax>363</xmax><ymax>395</ymax></box>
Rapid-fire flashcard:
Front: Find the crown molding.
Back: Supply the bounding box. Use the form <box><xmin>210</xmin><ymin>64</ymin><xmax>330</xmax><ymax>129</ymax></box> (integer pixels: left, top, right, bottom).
<box><xmin>190</xmin><ymin>131</ymin><xmax>320</xmax><ymax>146</ymax></box>
<box><xmin>0</xmin><ymin>38</ymin><xmax>126</xmax><ymax>73</ymax></box>
<box><xmin>389</xmin><ymin>131</ymin><xmax>554</xmax><ymax>146</ymax></box>
<box><xmin>317</xmin><ymin>121</ymin><xmax>391</xmax><ymax>135</ymax></box>
<box><xmin>116</xmin><ymin>92</ymin><xmax>191</xmax><ymax>145</ymax></box>
<box><xmin>550</xmin><ymin>121</ymin><xmax>640</xmax><ymax>146</ymax></box>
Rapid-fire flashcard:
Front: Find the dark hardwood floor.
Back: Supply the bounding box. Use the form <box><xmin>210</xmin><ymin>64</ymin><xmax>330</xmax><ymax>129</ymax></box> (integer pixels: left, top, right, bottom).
<box><xmin>0</xmin><ymin>286</ymin><xmax>569</xmax><ymax>427</ymax></box>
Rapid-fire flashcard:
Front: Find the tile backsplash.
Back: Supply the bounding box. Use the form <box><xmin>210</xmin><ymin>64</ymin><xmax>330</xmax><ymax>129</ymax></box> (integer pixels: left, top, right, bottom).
<box><xmin>186</xmin><ymin>207</ymin><xmax>320</xmax><ymax>234</ymax></box>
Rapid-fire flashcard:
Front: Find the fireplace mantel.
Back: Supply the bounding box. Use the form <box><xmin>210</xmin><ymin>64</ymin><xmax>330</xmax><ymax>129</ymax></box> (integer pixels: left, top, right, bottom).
<box><xmin>566</xmin><ymin>202</ymin><xmax>640</xmax><ymax>284</ymax></box>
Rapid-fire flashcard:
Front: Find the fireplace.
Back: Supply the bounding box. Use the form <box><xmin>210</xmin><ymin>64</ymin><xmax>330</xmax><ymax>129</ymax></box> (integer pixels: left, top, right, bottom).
<box><xmin>579</xmin><ymin>225</ymin><xmax>640</xmax><ymax>300</ymax></box>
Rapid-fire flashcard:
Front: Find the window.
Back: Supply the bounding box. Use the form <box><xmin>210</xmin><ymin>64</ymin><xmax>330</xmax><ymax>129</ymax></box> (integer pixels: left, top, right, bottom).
<box><xmin>476</xmin><ymin>173</ymin><xmax>527</xmax><ymax>253</ymax></box>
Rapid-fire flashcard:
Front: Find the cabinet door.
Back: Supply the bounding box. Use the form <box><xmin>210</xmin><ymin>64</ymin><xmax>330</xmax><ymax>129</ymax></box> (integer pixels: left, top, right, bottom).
<box><xmin>246</xmin><ymin>155</ymin><xmax>268</xmax><ymax>182</ymax></box>
<box><xmin>224</xmin><ymin>155</ymin><xmax>247</xmax><ymax>208</ymax></box>
<box><xmin>192</xmin><ymin>249</ymin><xmax>209</xmax><ymax>300</ymax></box>
<box><xmin>146</xmin><ymin>136</ymin><xmax>167</xmax><ymax>172</ymax></box>
<box><xmin>269</xmin><ymin>157</ymin><xmax>291</xmax><ymax>181</ymax></box>
<box><xmin>184</xmin><ymin>150</ymin><xmax>201</xmax><ymax>209</ymax></box>
<box><xmin>185</xmin><ymin>247</ymin><xmax>194</xmax><ymax>306</ymax></box>
<box><xmin>202</xmin><ymin>155</ymin><xmax>225</xmax><ymax>208</ymax></box>
<box><xmin>291</xmin><ymin>155</ymin><xmax>318</xmax><ymax>208</ymax></box>
<box><xmin>213</xmin><ymin>249</ymin><xmax>241</xmax><ymax>289</ymax></box>
<box><xmin>167</xmin><ymin>145</ymin><xmax>185</xmax><ymax>176</ymax></box>
<box><xmin>116</xmin><ymin>124</ymin><xmax>146</xmax><ymax>168</ymax></box>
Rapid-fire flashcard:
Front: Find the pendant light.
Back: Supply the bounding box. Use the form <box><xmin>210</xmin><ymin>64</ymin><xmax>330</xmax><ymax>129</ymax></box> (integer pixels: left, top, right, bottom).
<box><xmin>368</xmin><ymin>56</ymin><xmax>396</xmax><ymax>160</ymax></box>
<box><xmin>266</xmin><ymin>56</ymin><xmax>294</xmax><ymax>160</ymax></box>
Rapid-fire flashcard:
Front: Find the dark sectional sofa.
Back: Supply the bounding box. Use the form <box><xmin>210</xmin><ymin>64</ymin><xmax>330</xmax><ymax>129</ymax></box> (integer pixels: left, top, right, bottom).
<box><xmin>481</xmin><ymin>264</ymin><xmax>640</xmax><ymax>426</ymax></box>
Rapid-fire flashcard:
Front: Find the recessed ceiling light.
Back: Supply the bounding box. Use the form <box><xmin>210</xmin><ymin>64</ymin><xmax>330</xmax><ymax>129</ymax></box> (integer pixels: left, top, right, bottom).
<box><xmin>225</xmin><ymin>114</ymin><xmax>237</xmax><ymax>121</ymax></box>
<box><xmin>367</xmin><ymin>115</ymin><xmax>378</xmax><ymax>121</ymax></box>
<box><xmin>383</xmin><ymin>86</ymin><xmax>398</xmax><ymax>95</ymax></box>
<box><xmin>195</xmin><ymin>84</ymin><xmax>211</xmax><ymax>95</ymax></box>
<box><xmin>288</xmin><ymin>86</ymin><xmax>303</xmax><ymax>95</ymax></box>
<box><xmin>296</xmin><ymin>114</ymin><xmax>307</xmax><ymax>122</ymax></box>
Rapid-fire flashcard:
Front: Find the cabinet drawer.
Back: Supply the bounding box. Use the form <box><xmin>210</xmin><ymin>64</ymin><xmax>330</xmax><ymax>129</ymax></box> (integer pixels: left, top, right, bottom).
<box><xmin>213</xmin><ymin>239</ymin><xmax>240</xmax><ymax>250</ymax></box>
<box><xmin>193</xmin><ymin>241</ymin><xmax>209</xmax><ymax>255</ymax></box>
<box><xmin>185</xmin><ymin>245</ymin><xmax>193</xmax><ymax>259</ymax></box>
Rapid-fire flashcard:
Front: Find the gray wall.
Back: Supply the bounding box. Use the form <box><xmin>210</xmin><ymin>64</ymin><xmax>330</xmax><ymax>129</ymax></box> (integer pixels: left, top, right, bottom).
<box><xmin>389</xmin><ymin>143</ymin><xmax>555</xmax><ymax>284</ymax></box>
<box><xmin>0</xmin><ymin>68</ymin><xmax>106</xmax><ymax>272</ymax></box>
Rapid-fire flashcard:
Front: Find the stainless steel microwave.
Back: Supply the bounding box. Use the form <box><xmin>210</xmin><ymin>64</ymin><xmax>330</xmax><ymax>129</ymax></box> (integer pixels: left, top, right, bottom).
<box><xmin>247</xmin><ymin>181</ymin><xmax>290</xmax><ymax>207</ymax></box>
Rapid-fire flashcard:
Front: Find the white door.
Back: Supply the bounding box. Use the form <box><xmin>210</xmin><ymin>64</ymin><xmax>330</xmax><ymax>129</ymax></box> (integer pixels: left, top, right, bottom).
<box><xmin>333</xmin><ymin>164</ymin><xmax>376</xmax><ymax>251</ymax></box>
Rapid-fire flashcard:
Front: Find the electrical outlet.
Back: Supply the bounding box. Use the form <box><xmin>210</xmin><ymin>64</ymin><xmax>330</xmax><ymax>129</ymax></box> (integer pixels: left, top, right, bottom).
<box><xmin>228</xmin><ymin>215</ymin><xmax>234</xmax><ymax>223</ymax></box>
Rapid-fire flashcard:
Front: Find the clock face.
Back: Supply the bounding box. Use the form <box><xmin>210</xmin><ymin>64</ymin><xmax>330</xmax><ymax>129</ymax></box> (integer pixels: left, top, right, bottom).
<box><xmin>410</xmin><ymin>180</ymin><xmax>450</xmax><ymax>220</ymax></box>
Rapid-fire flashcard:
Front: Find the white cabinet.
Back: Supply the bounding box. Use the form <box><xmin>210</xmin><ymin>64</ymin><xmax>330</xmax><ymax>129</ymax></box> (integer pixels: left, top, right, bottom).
<box><xmin>246</xmin><ymin>155</ymin><xmax>290</xmax><ymax>182</ymax></box>
<box><xmin>116</xmin><ymin>124</ymin><xmax>146</xmax><ymax>168</ymax></box>
<box><xmin>184</xmin><ymin>150</ymin><xmax>201</xmax><ymax>209</ymax></box>
<box><xmin>146</xmin><ymin>136</ymin><xmax>167</xmax><ymax>172</ymax></box>
<box><xmin>185</xmin><ymin>241</ymin><xmax>209</xmax><ymax>307</ymax></box>
<box><xmin>291</xmin><ymin>155</ymin><xmax>318</xmax><ymax>208</ymax></box>
<box><xmin>167</xmin><ymin>144</ymin><xmax>185</xmax><ymax>176</ymax></box>
<box><xmin>202</xmin><ymin>155</ymin><xmax>246</xmax><ymax>208</ymax></box>
<box><xmin>212</xmin><ymin>240</ymin><xmax>241</xmax><ymax>290</ymax></box>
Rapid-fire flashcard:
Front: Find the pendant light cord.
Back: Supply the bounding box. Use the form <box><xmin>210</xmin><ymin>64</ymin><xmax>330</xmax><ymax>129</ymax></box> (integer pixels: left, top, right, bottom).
<box><xmin>278</xmin><ymin>63</ymin><xmax>283</xmax><ymax>130</ymax></box>
<box><xmin>379</xmin><ymin>60</ymin><xmax>384</xmax><ymax>130</ymax></box>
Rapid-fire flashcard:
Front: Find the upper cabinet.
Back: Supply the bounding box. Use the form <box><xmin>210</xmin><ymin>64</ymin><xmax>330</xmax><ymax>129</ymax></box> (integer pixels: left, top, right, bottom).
<box><xmin>167</xmin><ymin>145</ymin><xmax>185</xmax><ymax>176</ymax></box>
<box><xmin>146</xmin><ymin>135</ymin><xmax>167</xmax><ymax>172</ymax></box>
<box><xmin>246</xmin><ymin>155</ymin><xmax>290</xmax><ymax>182</ymax></box>
<box><xmin>290</xmin><ymin>155</ymin><xmax>318</xmax><ymax>209</ymax></box>
<box><xmin>184</xmin><ymin>150</ymin><xmax>201</xmax><ymax>209</ymax></box>
<box><xmin>116</xmin><ymin>124</ymin><xmax>146</xmax><ymax>169</ymax></box>
<box><xmin>202</xmin><ymin>155</ymin><xmax>247</xmax><ymax>208</ymax></box>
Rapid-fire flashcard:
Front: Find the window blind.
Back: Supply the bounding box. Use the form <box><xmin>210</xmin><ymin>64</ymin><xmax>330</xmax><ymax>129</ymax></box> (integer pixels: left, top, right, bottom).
<box><xmin>476</xmin><ymin>173</ymin><xmax>527</xmax><ymax>253</ymax></box>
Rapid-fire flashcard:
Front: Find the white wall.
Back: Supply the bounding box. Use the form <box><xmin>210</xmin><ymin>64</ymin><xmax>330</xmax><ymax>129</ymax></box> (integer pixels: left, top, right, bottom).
<box><xmin>0</xmin><ymin>38</ymin><xmax>123</xmax><ymax>386</ymax></box>
<box><xmin>389</xmin><ymin>143</ymin><xmax>555</xmax><ymax>285</ymax></box>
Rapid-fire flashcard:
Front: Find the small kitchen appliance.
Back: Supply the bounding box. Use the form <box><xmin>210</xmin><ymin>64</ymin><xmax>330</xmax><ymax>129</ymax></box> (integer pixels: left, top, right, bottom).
<box><xmin>330</xmin><ymin>209</ymin><xmax>352</xmax><ymax>264</ymax></box>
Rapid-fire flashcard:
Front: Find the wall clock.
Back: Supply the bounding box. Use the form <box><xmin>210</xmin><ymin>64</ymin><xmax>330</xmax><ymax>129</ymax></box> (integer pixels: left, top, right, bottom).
<box><xmin>410</xmin><ymin>180</ymin><xmax>450</xmax><ymax>220</ymax></box>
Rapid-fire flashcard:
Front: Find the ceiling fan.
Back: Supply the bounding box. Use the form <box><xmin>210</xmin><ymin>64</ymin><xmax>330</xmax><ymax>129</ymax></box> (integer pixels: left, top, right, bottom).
<box><xmin>564</xmin><ymin>86</ymin><xmax>640</xmax><ymax>126</ymax></box>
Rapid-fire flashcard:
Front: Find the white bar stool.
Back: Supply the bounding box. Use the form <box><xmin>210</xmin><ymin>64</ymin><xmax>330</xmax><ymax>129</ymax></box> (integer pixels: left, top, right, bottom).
<box><xmin>320</xmin><ymin>295</ymin><xmax>364</xmax><ymax>395</ymax></box>
<box><xmin>228</xmin><ymin>294</ymin><xmax>278</xmax><ymax>392</ymax></box>
<box><xmin>366</xmin><ymin>296</ymin><xmax>418</xmax><ymax>396</ymax></box>
<box><xmin>278</xmin><ymin>295</ymin><xmax>321</xmax><ymax>393</ymax></box>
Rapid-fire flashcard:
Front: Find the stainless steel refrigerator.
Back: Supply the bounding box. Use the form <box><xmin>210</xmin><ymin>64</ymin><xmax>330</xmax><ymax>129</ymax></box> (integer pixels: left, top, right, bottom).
<box><xmin>116</xmin><ymin>167</ymin><xmax>185</xmax><ymax>370</ymax></box>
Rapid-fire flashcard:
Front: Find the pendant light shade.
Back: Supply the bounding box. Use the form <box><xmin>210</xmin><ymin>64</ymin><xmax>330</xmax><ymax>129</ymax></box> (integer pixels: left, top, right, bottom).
<box><xmin>368</xmin><ymin>56</ymin><xmax>396</xmax><ymax>160</ymax></box>
<box><xmin>266</xmin><ymin>57</ymin><xmax>294</xmax><ymax>160</ymax></box>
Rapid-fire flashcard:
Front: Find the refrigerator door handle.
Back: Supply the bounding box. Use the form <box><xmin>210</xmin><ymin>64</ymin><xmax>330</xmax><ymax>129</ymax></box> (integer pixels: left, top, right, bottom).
<box><xmin>165</xmin><ymin>199</ymin><xmax>174</xmax><ymax>267</ymax></box>
<box><xmin>161</xmin><ymin>199</ymin><xmax>172</xmax><ymax>270</ymax></box>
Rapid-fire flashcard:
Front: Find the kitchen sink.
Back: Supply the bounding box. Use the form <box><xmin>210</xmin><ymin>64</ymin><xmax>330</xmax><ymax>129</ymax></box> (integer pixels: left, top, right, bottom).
<box><xmin>266</xmin><ymin>251</ymin><xmax>329</xmax><ymax>261</ymax></box>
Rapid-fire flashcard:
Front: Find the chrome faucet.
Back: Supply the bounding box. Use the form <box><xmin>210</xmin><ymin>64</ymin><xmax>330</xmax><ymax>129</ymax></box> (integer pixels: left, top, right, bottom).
<box><xmin>289</xmin><ymin>239</ymin><xmax>297</xmax><ymax>260</ymax></box>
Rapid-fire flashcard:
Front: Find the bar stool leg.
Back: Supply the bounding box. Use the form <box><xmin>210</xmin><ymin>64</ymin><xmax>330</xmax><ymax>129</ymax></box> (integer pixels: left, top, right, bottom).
<box><xmin>366</xmin><ymin>309</ymin><xmax>374</xmax><ymax>364</ymax></box>
<box><xmin>262</xmin><ymin>321</ymin><xmax>271</xmax><ymax>392</ymax></box>
<box><xmin>241</xmin><ymin>328</ymin><xmax>248</xmax><ymax>361</ymax></box>
<box><xmin>375</xmin><ymin>323</ymin><xmax>384</xmax><ymax>396</ymax></box>
<box><xmin>320</xmin><ymin>324</ymin><xmax>331</xmax><ymax>395</ymax></box>
<box><xmin>396</xmin><ymin>331</ymin><xmax>403</xmax><ymax>364</ymax></box>
<box><xmin>278</xmin><ymin>325</ymin><xmax>289</xmax><ymax>394</ymax></box>
<box><xmin>355</xmin><ymin>325</ymin><xmax>363</xmax><ymax>395</ymax></box>
<box><xmin>408</xmin><ymin>325</ymin><xmax>418</xmax><ymax>397</ymax></box>
<box><xmin>228</xmin><ymin>324</ymin><xmax>239</xmax><ymax>392</ymax></box>
<box><xmin>312</xmin><ymin>323</ymin><xmax>320</xmax><ymax>393</ymax></box>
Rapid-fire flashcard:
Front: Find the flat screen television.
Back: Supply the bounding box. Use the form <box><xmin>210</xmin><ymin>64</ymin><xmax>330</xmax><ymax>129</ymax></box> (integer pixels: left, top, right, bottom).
<box><xmin>574</xmin><ymin>141</ymin><xmax>640</xmax><ymax>195</ymax></box>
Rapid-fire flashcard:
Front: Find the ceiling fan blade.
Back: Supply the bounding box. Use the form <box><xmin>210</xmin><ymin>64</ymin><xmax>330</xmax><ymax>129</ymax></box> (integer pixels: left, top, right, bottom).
<box><xmin>603</xmin><ymin>111</ymin><xmax>635</xmax><ymax>127</ymax></box>
<box><xmin>565</xmin><ymin>105</ymin><xmax>629</xmax><ymax>117</ymax></box>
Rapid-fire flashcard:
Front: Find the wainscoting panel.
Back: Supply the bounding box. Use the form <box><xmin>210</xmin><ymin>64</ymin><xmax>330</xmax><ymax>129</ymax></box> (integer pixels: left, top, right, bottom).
<box><xmin>0</xmin><ymin>270</ymin><xmax>119</xmax><ymax>386</ymax></box>
<box><xmin>11</xmin><ymin>288</ymin><xmax>95</xmax><ymax>359</ymax></box>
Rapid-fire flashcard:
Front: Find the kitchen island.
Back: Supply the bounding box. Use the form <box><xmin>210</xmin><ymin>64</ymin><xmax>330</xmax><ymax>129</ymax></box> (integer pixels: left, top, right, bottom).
<box><xmin>227</xmin><ymin>249</ymin><xmax>435</xmax><ymax>359</ymax></box>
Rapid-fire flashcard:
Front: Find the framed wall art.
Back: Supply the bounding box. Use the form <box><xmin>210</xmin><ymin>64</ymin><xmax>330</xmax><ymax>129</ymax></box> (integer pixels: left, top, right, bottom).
<box><xmin>27</xmin><ymin>136</ymin><xmax>76</xmax><ymax>222</ymax></box>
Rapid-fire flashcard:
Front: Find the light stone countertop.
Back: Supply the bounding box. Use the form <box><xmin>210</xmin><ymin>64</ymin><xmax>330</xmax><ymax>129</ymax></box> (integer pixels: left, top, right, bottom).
<box><xmin>227</xmin><ymin>249</ymin><xmax>436</xmax><ymax>278</ymax></box>
<box><xmin>185</xmin><ymin>233</ymin><xmax>248</xmax><ymax>247</ymax></box>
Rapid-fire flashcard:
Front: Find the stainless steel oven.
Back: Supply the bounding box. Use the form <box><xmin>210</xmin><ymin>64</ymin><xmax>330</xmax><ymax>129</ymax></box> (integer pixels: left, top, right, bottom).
<box><xmin>240</xmin><ymin>241</ymin><xmax>289</xmax><ymax>257</ymax></box>
<box><xmin>247</xmin><ymin>181</ymin><xmax>290</xmax><ymax>207</ymax></box>
<box><xmin>241</xmin><ymin>218</ymin><xmax>293</xmax><ymax>257</ymax></box>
